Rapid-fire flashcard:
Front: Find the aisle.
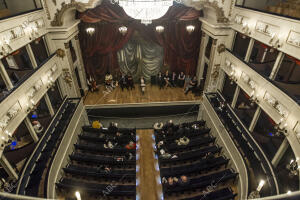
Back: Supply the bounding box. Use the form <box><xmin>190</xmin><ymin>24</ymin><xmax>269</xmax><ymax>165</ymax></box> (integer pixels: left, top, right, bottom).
<box><xmin>136</xmin><ymin>129</ymin><xmax>162</xmax><ymax>200</ymax></box>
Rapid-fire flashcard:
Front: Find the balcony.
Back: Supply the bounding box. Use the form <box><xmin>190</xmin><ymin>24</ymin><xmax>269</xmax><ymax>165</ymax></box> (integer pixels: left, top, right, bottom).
<box><xmin>0</xmin><ymin>0</ymin><xmax>42</xmax><ymax>20</ymax></box>
<box><xmin>235</xmin><ymin>0</ymin><xmax>300</xmax><ymax>20</ymax></box>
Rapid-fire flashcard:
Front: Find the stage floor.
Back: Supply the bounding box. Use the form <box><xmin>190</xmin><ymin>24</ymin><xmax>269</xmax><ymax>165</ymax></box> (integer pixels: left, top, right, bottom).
<box><xmin>84</xmin><ymin>85</ymin><xmax>201</xmax><ymax>105</ymax></box>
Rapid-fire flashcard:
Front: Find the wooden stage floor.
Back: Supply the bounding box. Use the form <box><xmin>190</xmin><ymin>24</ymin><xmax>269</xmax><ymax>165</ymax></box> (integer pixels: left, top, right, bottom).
<box><xmin>84</xmin><ymin>85</ymin><xmax>201</xmax><ymax>105</ymax></box>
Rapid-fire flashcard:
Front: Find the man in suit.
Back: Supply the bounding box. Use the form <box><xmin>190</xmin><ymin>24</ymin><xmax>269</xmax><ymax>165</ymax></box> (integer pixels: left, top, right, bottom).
<box><xmin>119</xmin><ymin>74</ymin><xmax>128</xmax><ymax>91</ymax></box>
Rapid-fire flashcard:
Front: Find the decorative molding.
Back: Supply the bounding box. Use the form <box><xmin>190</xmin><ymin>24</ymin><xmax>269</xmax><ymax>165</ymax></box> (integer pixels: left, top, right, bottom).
<box><xmin>56</xmin><ymin>49</ymin><xmax>66</xmax><ymax>59</ymax></box>
<box><xmin>74</xmin><ymin>35</ymin><xmax>79</xmax><ymax>40</ymax></box>
<box><xmin>52</xmin><ymin>0</ymin><xmax>57</xmax><ymax>6</ymax></box>
<box><xmin>228</xmin><ymin>0</ymin><xmax>234</xmax><ymax>17</ymax></box>
<box><xmin>51</xmin><ymin>0</ymin><xmax>103</xmax><ymax>26</ymax></box>
<box><xmin>287</xmin><ymin>30</ymin><xmax>300</xmax><ymax>48</ymax></box>
<box><xmin>203</xmin><ymin>1</ymin><xmax>229</xmax><ymax>23</ymax></box>
<box><xmin>42</xmin><ymin>0</ymin><xmax>51</xmax><ymax>20</ymax></box>
<box><xmin>64</xmin><ymin>42</ymin><xmax>70</xmax><ymax>49</ymax></box>
<box><xmin>217</xmin><ymin>44</ymin><xmax>226</xmax><ymax>54</ymax></box>
<box><xmin>255</xmin><ymin>21</ymin><xmax>279</xmax><ymax>38</ymax></box>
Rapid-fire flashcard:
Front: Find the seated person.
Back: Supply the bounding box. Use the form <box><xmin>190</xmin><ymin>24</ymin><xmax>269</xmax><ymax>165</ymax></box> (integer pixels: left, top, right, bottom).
<box><xmin>176</xmin><ymin>136</ymin><xmax>190</xmax><ymax>146</ymax></box>
<box><xmin>104</xmin><ymin>141</ymin><xmax>115</xmax><ymax>149</ymax></box>
<box><xmin>157</xmin><ymin>72</ymin><xmax>164</xmax><ymax>89</ymax></box>
<box><xmin>184</xmin><ymin>76</ymin><xmax>197</xmax><ymax>94</ymax></box>
<box><xmin>170</xmin><ymin>72</ymin><xmax>177</xmax><ymax>87</ymax></box>
<box><xmin>108</xmin><ymin>122</ymin><xmax>118</xmax><ymax>134</ymax></box>
<box><xmin>32</xmin><ymin>120</ymin><xmax>43</xmax><ymax>134</ymax></box>
<box><xmin>92</xmin><ymin>120</ymin><xmax>102</xmax><ymax>129</ymax></box>
<box><xmin>119</xmin><ymin>74</ymin><xmax>128</xmax><ymax>91</ymax></box>
<box><xmin>140</xmin><ymin>76</ymin><xmax>146</xmax><ymax>95</ymax></box>
<box><xmin>178</xmin><ymin>72</ymin><xmax>185</xmax><ymax>88</ymax></box>
<box><xmin>164</xmin><ymin>71</ymin><xmax>171</xmax><ymax>88</ymax></box>
<box><xmin>178</xmin><ymin>175</ymin><xmax>190</xmax><ymax>186</ymax></box>
<box><xmin>184</xmin><ymin>74</ymin><xmax>191</xmax><ymax>89</ymax></box>
<box><xmin>105</xmin><ymin>72</ymin><xmax>114</xmax><ymax>91</ymax></box>
<box><xmin>127</xmin><ymin>74</ymin><xmax>134</xmax><ymax>90</ymax></box>
<box><xmin>125</xmin><ymin>141</ymin><xmax>136</xmax><ymax>150</ymax></box>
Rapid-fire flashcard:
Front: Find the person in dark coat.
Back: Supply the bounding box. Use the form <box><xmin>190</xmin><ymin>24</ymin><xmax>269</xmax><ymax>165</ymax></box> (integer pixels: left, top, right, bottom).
<box><xmin>157</xmin><ymin>72</ymin><xmax>164</xmax><ymax>89</ymax></box>
<box><xmin>119</xmin><ymin>74</ymin><xmax>128</xmax><ymax>91</ymax></box>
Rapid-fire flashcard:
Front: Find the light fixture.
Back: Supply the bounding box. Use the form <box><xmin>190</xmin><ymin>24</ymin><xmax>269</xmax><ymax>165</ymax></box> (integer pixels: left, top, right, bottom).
<box><xmin>286</xmin><ymin>159</ymin><xmax>298</xmax><ymax>177</ymax></box>
<box><xmin>287</xmin><ymin>190</ymin><xmax>292</xmax><ymax>195</ymax></box>
<box><xmin>155</xmin><ymin>26</ymin><xmax>164</xmax><ymax>33</ymax></box>
<box><xmin>186</xmin><ymin>25</ymin><xmax>195</xmax><ymax>34</ymax></box>
<box><xmin>75</xmin><ymin>191</ymin><xmax>81</xmax><ymax>200</ymax></box>
<box><xmin>119</xmin><ymin>26</ymin><xmax>128</xmax><ymax>36</ymax></box>
<box><xmin>248</xmin><ymin>179</ymin><xmax>265</xmax><ymax>199</ymax></box>
<box><xmin>86</xmin><ymin>27</ymin><xmax>95</xmax><ymax>36</ymax></box>
<box><xmin>242</xmin><ymin>22</ymin><xmax>251</xmax><ymax>35</ymax></box>
<box><xmin>115</xmin><ymin>0</ymin><xmax>175</xmax><ymax>25</ymax></box>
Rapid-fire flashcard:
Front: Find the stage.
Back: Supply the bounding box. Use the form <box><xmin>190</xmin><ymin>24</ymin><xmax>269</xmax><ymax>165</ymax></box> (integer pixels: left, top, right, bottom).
<box><xmin>84</xmin><ymin>85</ymin><xmax>201</xmax><ymax>105</ymax></box>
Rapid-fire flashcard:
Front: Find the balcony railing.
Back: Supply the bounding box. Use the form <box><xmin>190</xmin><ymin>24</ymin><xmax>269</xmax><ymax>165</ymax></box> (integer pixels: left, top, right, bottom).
<box><xmin>236</xmin><ymin>0</ymin><xmax>300</xmax><ymax>20</ymax></box>
<box><xmin>0</xmin><ymin>0</ymin><xmax>42</xmax><ymax>20</ymax></box>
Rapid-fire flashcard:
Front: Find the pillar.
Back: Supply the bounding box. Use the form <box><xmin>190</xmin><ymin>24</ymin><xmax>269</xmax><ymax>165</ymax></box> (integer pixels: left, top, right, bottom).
<box><xmin>196</xmin><ymin>32</ymin><xmax>207</xmax><ymax>86</ymax></box>
<box><xmin>272</xmin><ymin>138</ymin><xmax>289</xmax><ymax>167</ymax></box>
<box><xmin>73</xmin><ymin>35</ymin><xmax>88</xmax><ymax>91</ymax></box>
<box><xmin>249</xmin><ymin>107</ymin><xmax>261</xmax><ymax>132</ymax></box>
<box><xmin>44</xmin><ymin>93</ymin><xmax>55</xmax><ymax>117</ymax></box>
<box><xmin>0</xmin><ymin>60</ymin><xmax>13</xmax><ymax>90</ymax></box>
<box><xmin>269</xmin><ymin>52</ymin><xmax>284</xmax><ymax>80</ymax></box>
<box><xmin>25</xmin><ymin>44</ymin><xmax>38</xmax><ymax>68</ymax></box>
<box><xmin>205</xmin><ymin>39</ymin><xmax>218</xmax><ymax>92</ymax></box>
<box><xmin>24</xmin><ymin>117</ymin><xmax>39</xmax><ymax>143</ymax></box>
<box><xmin>0</xmin><ymin>155</ymin><xmax>18</xmax><ymax>180</ymax></box>
<box><xmin>244</xmin><ymin>38</ymin><xmax>255</xmax><ymax>62</ymax></box>
<box><xmin>231</xmin><ymin>86</ymin><xmax>240</xmax><ymax>109</ymax></box>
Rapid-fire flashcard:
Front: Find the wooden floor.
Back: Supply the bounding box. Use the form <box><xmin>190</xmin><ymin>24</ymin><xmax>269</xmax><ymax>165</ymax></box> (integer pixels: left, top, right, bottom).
<box><xmin>84</xmin><ymin>85</ymin><xmax>200</xmax><ymax>105</ymax></box>
<box><xmin>137</xmin><ymin>129</ymin><xmax>162</xmax><ymax>200</ymax></box>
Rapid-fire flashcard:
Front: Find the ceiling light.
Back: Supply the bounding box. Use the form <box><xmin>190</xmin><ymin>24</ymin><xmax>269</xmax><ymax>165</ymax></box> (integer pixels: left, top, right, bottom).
<box><xmin>186</xmin><ymin>25</ymin><xmax>195</xmax><ymax>34</ymax></box>
<box><xmin>155</xmin><ymin>26</ymin><xmax>164</xmax><ymax>33</ymax></box>
<box><xmin>86</xmin><ymin>27</ymin><xmax>95</xmax><ymax>36</ymax></box>
<box><xmin>119</xmin><ymin>26</ymin><xmax>128</xmax><ymax>36</ymax></box>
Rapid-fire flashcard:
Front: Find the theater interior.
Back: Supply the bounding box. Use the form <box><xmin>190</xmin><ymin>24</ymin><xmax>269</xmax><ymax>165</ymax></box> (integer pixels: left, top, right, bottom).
<box><xmin>0</xmin><ymin>0</ymin><xmax>300</xmax><ymax>200</ymax></box>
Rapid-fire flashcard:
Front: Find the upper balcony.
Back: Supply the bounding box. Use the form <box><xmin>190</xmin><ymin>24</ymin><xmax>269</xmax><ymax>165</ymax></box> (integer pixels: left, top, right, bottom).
<box><xmin>235</xmin><ymin>0</ymin><xmax>300</xmax><ymax>20</ymax></box>
<box><xmin>0</xmin><ymin>0</ymin><xmax>42</xmax><ymax>20</ymax></box>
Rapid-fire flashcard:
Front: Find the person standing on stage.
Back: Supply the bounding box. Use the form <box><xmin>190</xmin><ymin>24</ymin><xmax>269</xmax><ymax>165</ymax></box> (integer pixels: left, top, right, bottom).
<box><xmin>178</xmin><ymin>72</ymin><xmax>185</xmax><ymax>88</ymax></box>
<box><xmin>119</xmin><ymin>74</ymin><xmax>128</xmax><ymax>91</ymax></box>
<box><xmin>157</xmin><ymin>72</ymin><xmax>164</xmax><ymax>89</ymax></box>
<box><xmin>170</xmin><ymin>72</ymin><xmax>177</xmax><ymax>87</ymax></box>
<box><xmin>127</xmin><ymin>74</ymin><xmax>134</xmax><ymax>90</ymax></box>
<box><xmin>140</xmin><ymin>76</ymin><xmax>146</xmax><ymax>95</ymax></box>
<box><xmin>164</xmin><ymin>70</ymin><xmax>171</xmax><ymax>88</ymax></box>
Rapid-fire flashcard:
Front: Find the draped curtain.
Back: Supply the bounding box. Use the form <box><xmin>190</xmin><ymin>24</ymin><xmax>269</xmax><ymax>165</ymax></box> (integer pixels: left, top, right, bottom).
<box><xmin>79</xmin><ymin>0</ymin><xmax>203</xmax><ymax>82</ymax></box>
<box><xmin>117</xmin><ymin>33</ymin><xmax>164</xmax><ymax>81</ymax></box>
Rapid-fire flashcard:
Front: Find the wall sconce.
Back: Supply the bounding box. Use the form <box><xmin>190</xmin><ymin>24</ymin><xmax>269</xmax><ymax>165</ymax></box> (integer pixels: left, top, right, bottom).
<box><xmin>248</xmin><ymin>180</ymin><xmax>265</xmax><ymax>198</ymax></box>
<box><xmin>269</xmin><ymin>34</ymin><xmax>283</xmax><ymax>48</ymax></box>
<box><xmin>155</xmin><ymin>26</ymin><xmax>164</xmax><ymax>33</ymax></box>
<box><xmin>186</xmin><ymin>25</ymin><xmax>195</xmax><ymax>34</ymax></box>
<box><xmin>26</xmin><ymin>99</ymin><xmax>36</xmax><ymax>113</ymax></box>
<box><xmin>242</xmin><ymin>22</ymin><xmax>251</xmax><ymax>35</ymax></box>
<box><xmin>249</xmin><ymin>90</ymin><xmax>259</xmax><ymax>106</ymax></box>
<box><xmin>275</xmin><ymin>118</ymin><xmax>288</xmax><ymax>136</ymax></box>
<box><xmin>286</xmin><ymin>159</ymin><xmax>299</xmax><ymax>177</ymax></box>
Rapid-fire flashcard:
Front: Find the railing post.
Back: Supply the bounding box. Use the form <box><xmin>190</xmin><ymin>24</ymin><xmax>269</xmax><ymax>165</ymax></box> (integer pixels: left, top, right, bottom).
<box><xmin>272</xmin><ymin>138</ymin><xmax>289</xmax><ymax>167</ymax></box>
<box><xmin>24</xmin><ymin>117</ymin><xmax>39</xmax><ymax>143</ymax></box>
<box><xmin>0</xmin><ymin>60</ymin><xmax>13</xmax><ymax>90</ymax></box>
<box><xmin>269</xmin><ymin>52</ymin><xmax>284</xmax><ymax>80</ymax></box>
<box><xmin>0</xmin><ymin>155</ymin><xmax>18</xmax><ymax>180</ymax></box>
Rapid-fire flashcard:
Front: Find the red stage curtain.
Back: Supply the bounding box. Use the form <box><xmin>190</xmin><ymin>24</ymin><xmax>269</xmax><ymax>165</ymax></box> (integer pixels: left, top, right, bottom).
<box><xmin>79</xmin><ymin>0</ymin><xmax>202</xmax><ymax>81</ymax></box>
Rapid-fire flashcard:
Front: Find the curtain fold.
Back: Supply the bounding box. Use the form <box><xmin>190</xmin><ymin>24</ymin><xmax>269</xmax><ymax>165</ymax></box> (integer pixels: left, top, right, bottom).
<box><xmin>79</xmin><ymin>0</ymin><xmax>203</xmax><ymax>82</ymax></box>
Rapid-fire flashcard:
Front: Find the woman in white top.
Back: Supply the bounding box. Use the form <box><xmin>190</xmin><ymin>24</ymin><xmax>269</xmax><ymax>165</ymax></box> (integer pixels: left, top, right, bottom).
<box><xmin>140</xmin><ymin>76</ymin><xmax>146</xmax><ymax>95</ymax></box>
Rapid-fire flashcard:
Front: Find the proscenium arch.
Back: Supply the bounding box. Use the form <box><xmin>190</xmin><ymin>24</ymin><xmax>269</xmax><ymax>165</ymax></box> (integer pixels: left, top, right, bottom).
<box><xmin>50</xmin><ymin>0</ymin><xmax>229</xmax><ymax>27</ymax></box>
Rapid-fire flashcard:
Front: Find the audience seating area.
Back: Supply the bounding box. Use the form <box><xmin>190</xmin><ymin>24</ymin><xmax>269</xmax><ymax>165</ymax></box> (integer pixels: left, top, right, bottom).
<box><xmin>56</xmin><ymin>124</ymin><xmax>137</xmax><ymax>200</ymax></box>
<box><xmin>17</xmin><ymin>98</ymin><xmax>79</xmax><ymax>197</ymax></box>
<box><xmin>154</xmin><ymin>120</ymin><xmax>238</xmax><ymax>200</ymax></box>
<box><xmin>207</xmin><ymin>92</ymin><xmax>278</xmax><ymax>197</ymax></box>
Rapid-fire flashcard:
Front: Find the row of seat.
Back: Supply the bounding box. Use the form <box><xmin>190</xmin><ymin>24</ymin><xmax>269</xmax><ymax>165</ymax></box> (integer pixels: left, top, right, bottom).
<box><xmin>57</xmin><ymin>125</ymin><xmax>137</xmax><ymax>199</ymax></box>
<box><xmin>155</xmin><ymin>120</ymin><xmax>237</xmax><ymax>200</ymax></box>
<box><xmin>18</xmin><ymin>100</ymin><xmax>78</xmax><ymax>197</ymax></box>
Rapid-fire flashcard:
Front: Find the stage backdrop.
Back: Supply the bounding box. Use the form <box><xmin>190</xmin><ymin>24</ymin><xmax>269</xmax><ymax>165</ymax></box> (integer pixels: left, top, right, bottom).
<box><xmin>79</xmin><ymin>0</ymin><xmax>203</xmax><ymax>83</ymax></box>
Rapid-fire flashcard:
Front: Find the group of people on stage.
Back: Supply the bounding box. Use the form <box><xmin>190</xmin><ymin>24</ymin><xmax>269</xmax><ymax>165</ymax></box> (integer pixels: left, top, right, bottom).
<box><xmin>87</xmin><ymin>71</ymin><xmax>198</xmax><ymax>95</ymax></box>
<box><xmin>156</xmin><ymin>70</ymin><xmax>198</xmax><ymax>95</ymax></box>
